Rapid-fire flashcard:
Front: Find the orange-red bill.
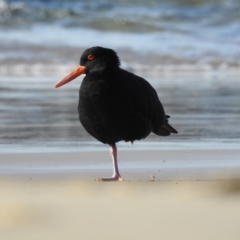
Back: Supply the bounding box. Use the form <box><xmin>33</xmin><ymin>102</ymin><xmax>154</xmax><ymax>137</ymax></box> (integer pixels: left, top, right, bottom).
<box><xmin>54</xmin><ymin>65</ymin><xmax>86</xmax><ymax>88</ymax></box>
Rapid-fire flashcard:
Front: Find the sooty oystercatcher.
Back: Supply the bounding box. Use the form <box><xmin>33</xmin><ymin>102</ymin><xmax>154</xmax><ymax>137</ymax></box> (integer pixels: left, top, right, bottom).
<box><xmin>54</xmin><ymin>46</ymin><xmax>178</xmax><ymax>181</ymax></box>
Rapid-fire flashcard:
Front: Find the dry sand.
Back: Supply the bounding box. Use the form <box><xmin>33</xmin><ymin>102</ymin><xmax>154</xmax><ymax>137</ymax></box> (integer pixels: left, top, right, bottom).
<box><xmin>1</xmin><ymin>149</ymin><xmax>240</xmax><ymax>240</ymax></box>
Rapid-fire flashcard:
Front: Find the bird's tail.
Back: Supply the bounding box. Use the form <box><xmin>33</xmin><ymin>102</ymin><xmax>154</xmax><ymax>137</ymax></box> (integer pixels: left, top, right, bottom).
<box><xmin>153</xmin><ymin>115</ymin><xmax>178</xmax><ymax>136</ymax></box>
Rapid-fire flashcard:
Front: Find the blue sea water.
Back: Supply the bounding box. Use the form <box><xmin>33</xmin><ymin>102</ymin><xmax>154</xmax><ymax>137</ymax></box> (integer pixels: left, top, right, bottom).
<box><xmin>0</xmin><ymin>0</ymin><xmax>240</xmax><ymax>72</ymax></box>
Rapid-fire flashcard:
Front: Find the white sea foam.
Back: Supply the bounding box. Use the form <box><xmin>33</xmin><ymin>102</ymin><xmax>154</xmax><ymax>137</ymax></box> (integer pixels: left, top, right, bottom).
<box><xmin>1</xmin><ymin>23</ymin><xmax>239</xmax><ymax>77</ymax></box>
<box><xmin>1</xmin><ymin>24</ymin><xmax>239</xmax><ymax>57</ymax></box>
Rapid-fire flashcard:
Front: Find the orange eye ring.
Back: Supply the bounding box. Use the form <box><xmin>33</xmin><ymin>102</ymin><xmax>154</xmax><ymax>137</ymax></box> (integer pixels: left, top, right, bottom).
<box><xmin>87</xmin><ymin>54</ymin><xmax>95</xmax><ymax>60</ymax></box>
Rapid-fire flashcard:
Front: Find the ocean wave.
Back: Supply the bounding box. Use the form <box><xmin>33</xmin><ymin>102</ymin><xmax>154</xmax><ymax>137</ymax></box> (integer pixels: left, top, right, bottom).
<box><xmin>1</xmin><ymin>0</ymin><xmax>240</xmax><ymax>77</ymax></box>
<box><xmin>0</xmin><ymin>22</ymin><xmax>240</xmax><ymax>77</ymax></box>
<box><xmin>3</xmin><ymin>56</ymin><xmax>239</xmax><ymax>77</ymax></box>
<box><xmin>1</xmin><ymin>0</ymin><xmax>240</xmax><ymax>32</ymax></box>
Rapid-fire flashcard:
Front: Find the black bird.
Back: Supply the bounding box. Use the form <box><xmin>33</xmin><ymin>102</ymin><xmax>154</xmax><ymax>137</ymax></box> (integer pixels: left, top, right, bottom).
<box><xmin>54</xmin><ymin>46</ymin><xmax>178</xmax><ymax>181</ymax></box>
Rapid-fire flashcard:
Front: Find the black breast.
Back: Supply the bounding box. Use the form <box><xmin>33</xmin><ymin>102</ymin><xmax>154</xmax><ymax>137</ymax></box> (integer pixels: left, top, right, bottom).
<box><xmin>78</xmin><ymin>68</ymin><xmax>166</xmax><ymax>144</ymax></box>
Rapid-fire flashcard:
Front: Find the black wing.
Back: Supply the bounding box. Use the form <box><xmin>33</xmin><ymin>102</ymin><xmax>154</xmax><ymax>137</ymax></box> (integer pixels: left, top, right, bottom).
<box><xmin>117</xmin><ymin>69</ymin><xmax>178</xmax><ymax>136</ymax></box>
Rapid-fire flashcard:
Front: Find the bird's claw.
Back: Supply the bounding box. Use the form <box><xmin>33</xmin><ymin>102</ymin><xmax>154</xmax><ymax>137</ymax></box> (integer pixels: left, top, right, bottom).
<box><xmin>95</xmin><ymin>176</ymin><xmax>124</xmax><ymax>182</ymax></box>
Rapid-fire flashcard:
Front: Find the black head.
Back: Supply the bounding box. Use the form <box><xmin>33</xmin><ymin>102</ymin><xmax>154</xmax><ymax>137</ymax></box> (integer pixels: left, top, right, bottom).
<box><xmin>54</xmin><ymin>46</ymin><xmax>120</xmax><ymax>88</ymax></box>
<box><xmin>80</xmin><ymin>46</ymin><xmax>121</xmax><ymax>73</ymax></box>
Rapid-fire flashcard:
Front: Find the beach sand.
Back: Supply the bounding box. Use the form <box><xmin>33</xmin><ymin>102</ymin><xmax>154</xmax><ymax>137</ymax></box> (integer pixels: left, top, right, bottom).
<box><xmin>1</xmin><ymin>149</ymin><xmax>240</xmax><ymax>240</ymax></box>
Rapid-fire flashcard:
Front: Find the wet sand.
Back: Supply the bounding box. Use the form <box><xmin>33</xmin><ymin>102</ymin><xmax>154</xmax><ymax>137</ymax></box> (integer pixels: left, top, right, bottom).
<box><xmin>1</xmin><ymin>149</ymin><xmax>240</xmax><ymax>240</ymax></box>
<box><xmin>1</xmin><ymin>149</ymin><xmax>240</xmax><ymax>180</ymax></box>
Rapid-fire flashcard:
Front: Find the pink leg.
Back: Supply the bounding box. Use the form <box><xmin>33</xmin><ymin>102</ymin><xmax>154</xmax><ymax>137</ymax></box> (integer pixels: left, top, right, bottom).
<box><xmin>95</xmin><ymin>144</ymin><xmax>123</xmax><ymax>182</ymax></box>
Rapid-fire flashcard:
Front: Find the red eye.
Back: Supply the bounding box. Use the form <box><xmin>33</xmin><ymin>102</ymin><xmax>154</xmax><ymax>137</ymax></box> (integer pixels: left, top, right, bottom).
<box><xmin>87</xmin><ymin>54</ymin><xmax>95</xmax><ymax>60</ymax></box>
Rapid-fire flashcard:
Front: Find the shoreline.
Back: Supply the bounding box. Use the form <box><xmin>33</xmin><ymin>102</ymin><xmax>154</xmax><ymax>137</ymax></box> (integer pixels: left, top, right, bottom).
<box><xmin>1</xmin><ymin>149</ymin><xmax>240</xmax><ymax>181</ymax></box>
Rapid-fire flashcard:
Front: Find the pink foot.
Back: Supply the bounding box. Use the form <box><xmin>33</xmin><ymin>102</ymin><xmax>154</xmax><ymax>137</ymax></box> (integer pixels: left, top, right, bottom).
<box><xmin>95</xmin><ymin>175</ymin><xmax>124</xmax><ymax>182</ymax></box>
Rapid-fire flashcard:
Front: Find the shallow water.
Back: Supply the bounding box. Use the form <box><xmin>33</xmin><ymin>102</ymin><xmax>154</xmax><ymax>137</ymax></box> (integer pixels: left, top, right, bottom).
<box><xmin>0</xmin><ymin>75</ymin><xmax>239</xmax><ymax>152</ymax></box>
